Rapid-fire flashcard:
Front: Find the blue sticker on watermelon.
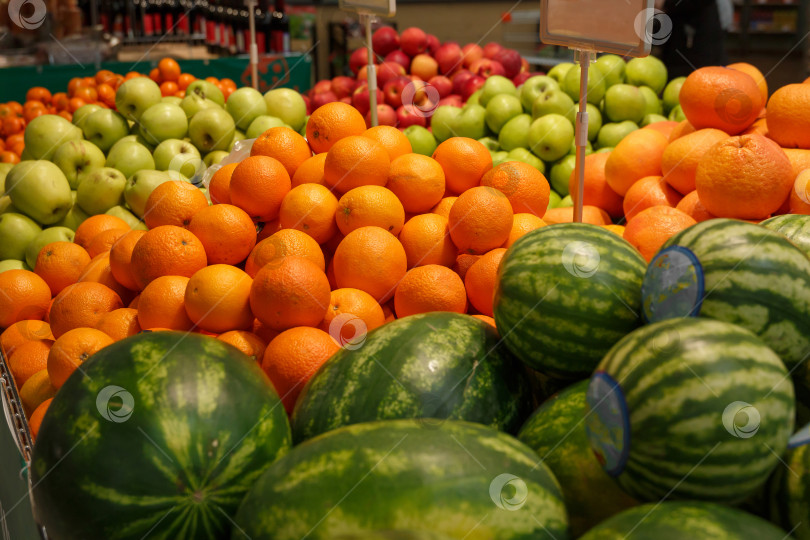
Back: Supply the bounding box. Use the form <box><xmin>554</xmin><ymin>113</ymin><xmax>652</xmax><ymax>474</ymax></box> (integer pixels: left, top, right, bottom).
<box><xmin>585</xmin><ymin>371</ymin><xmax>630</xmax><ymax>477</ymax></box>
<box><xmin>642</xmin><ymin>246</ymin><xmax>705</xmax><ymax>323</ymax></box>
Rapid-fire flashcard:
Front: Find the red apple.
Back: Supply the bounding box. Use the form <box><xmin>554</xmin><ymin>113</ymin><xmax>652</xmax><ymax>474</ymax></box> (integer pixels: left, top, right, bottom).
<box><xmin>312</xmin><ymin>90</ymin><xmax>338</xmax><ymax>109</ymax></box>
<box><xmin>340</xmin><ymin>96</ymin><xmax>352</xmax><ymax>104</ymax></box>
<box><xmin>462</xmin><ymin>43</ymin><xmax>484</xmax><ymax>68</ymax></box>
<box><xmin>427</xmin><ymin>75</ymin><xmax>453</xmax><ymax>98</ymax></box>
<box><xmin>352</xmin><ymin>85</ymin><xmax>385</xmax><ymax>117</ymax></box>
<box><xmin>385</xmin><ymin>50</ymin><xmax>411</xmax><ymax>71</ymax></box>
<box><xmin>512</xmin><ymin>71</ymin><xmax>544</xmax><ymax>87</ymax></box>
<box><xmin>376</xmin><ymin>61</ymin><xmax>407</xmax><ymax>89</ymax></box>
<box><xmin>331</xmin><ymin>76</ymin><xmax>357</xmax><ymax>99</ymax></box>
<box><xmin>411</xmin><ymin>54</ymin><xmax>439</xmax><ymax>81</ymax></box>
<box><xmin>396</xmin><ymin>104</ymin><xmax>427</xmax><ymax>128</ymax></box>
<box><xmin>483</xmin><ymin>42</ymin><xmax>504</xmax><ymax>59</ymax></box>
<box><xmin>311</xmin><ymin>80</ymin><xmax>332</xmax><ymax>95</ymax></box>
<box><xmin>400</xmin><ymin>27</ymin><xmax>428</xmax><ymax>57</ymax></box>
<box><xmin>493</xmin><ymin>48</ymin><xmax>522</xmax><ymax>79</ymax></box>
<box><xmin>302</xmin><ymin>94</ymin><xmax>312</xmax><ymax>115</ymax></box>
<box><xmin>435</xmin><ymin>42</ymin><xmax>463</xmax><ymax>75</ymax></box>
<box><xmin>365</xmin><ymin>103</ymin><xmax>397</xmax><ymax>128</ymax></box>
<box><xmin>372</xmin><ymin>26</ymin><xmax>400</xmax><ymax>57</ymax></box>
<box><xmin>460</xmin><ymin>74</ymin><xmax>485</xmax><ymax>100</ymax></box>
<box><xmin>451</xmin><ymin>69</ymin><xmax>475</xmax><ymax>95</ymax></box>
<box><xmin>470</xmin><ymin>58</ymin><xmax>506</xmax><ymax>78</ymax></box>
<box><xmin>426</xmin><ymin>34</ymin><xmax>440</xmax><ymax>55</ymax></box>
<box><xmin>437</xmin><ymin>94</ymin><xmax>463</xmax><ymax>108</ymax></box>
<box><xmin>349</xmin><ymin>47</ymin><xmax>370</xmax><ymax>75</ymax></box>
<box><xmin>383</xmin><ymin>76</ymin><xmax>411</xmax><ymax>108</ymax></box>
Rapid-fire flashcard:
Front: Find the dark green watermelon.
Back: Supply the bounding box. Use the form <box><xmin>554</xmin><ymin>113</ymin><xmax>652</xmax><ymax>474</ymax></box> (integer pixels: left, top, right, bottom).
<box><xmin>517</xmin><ymin>380</ymin><xmax>637</xmax><ymax>536</ymax></box>
<box><xmin>761</xmin><ymin>214</ymin><xmax>810</xmax><ymax>257</ymax></box>
<box><xmin>768</xmin><ymin>443</ymin><xmax>810</xmax><ymax>539</ymax></box>
<box><xmin>31</xmin><ymin>331</ymin><xmax>291</xmax><ymax>540</ymax></box>
<box><xmin>331</xmin><ymin>532</ymin><xmax>454</xmax><ymax>540</ymax></box>
<box><xmin>233</xmin><ymin>419</ymin><xmax>569</xmax><ymax>539</ymax></box>
<box><xmin>291</xmin><ymin>312</ymin><xmax>530</xmax><ymax>442</ymax></box>
<box><xmin>579</xmin><ymin>502</ymin><xmax>790</xmax><ymax>539</ymax></box>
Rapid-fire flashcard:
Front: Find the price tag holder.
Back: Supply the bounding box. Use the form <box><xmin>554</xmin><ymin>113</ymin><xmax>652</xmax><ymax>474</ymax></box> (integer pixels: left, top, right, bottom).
<box><xmin>339</xmin><ymin>0</ymin><xmax>396</xmax><ymax>18</ymax></box>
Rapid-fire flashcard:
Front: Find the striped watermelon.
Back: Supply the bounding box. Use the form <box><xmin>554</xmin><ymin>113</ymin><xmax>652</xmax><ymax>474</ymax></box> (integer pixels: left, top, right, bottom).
<box><xmin>332</xmin><ymin>532</ymin><xmax>454</xmax><ymax>540</ymax></box>
<box><xmin>586</xmin><ymin>318</ymin><xmax>794</xmax><ymax>503</ymax></box>
<box><xmin>517</xmin><ymin>380</ymin><xmax>637</xmax><ymax>537</ymax></box>
<box><xmin>768</xmin><ymin>443</ymin><xmax>810</xmax><ymax>539</ymax></box>
<box><xmin>761</xmin><ymin>214</ymin><xmax>810</xmax><ymax>257</ymax></box>
<box><xmin>31</xmin><ymin>332</ymin><xmax>292</xmax><ymax>539</ymax></box>
<box><xmin>493</xmin><ymin>223</ymin><xmax>646</xmax><ymax>379</ymax></box>
<box><xmin>233</xmin><ymin>419</ymin><xmax>569</xmax><ymax>540</ymax></box>
<box><xmin>642</xmin><ymin>218</ymin><xmax>810</xmax><ymax>370</ymax></box>
<box><xmin>579</xmin><ymin>502</ymin><xmax>790</xmax><ymax>539</ymax></box>
<box><xmin>291</xmin><ymin>312</ymin><xmax>530</xmax><ymax>442</ymax></box>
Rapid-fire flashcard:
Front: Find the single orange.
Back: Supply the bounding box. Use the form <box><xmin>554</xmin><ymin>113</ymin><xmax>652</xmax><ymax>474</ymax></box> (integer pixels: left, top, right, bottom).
<box><xmin>187</xmin><ymin>204</ymin><xmax>257</xmax><ymax>265</ymax></box>
<box><xmin>472</xmin><ymin>314</ymin><xmax>497</xmax><ymax>329</ymax></box>
<box><xmin>643</xmin><ymin>121</ymin><xmax>679</xmax><ymax>140</ymax></box>
<box><xmin>34</xmin><ymin>241</ymin><xmax>91</xmax><ymax>296</ymax></box>
<box><xmin>245</xmin><ymin>229</ymin><xmax>325</xmax><ymax>278</ymax></box>
<box><xmin>217</xmin><ymin>330</ymin><xmax>266</xmax><ymax>362</ymax></box>
<box><xmin>679</xmin><ymin>66</ymin><xmax>763</xmax><ymax>135</ymax></box>
<box><xmin>158</xmin><ymin>57</ymin><xmax>181</xmax><ymax>82</ymax></box>
<box><xmin>19</xmin><ymin>369</ymin><xmax>56</xmax><ymax>417</ymax></box>
<box><xmin>47</xmin><ymin>327</ymin><xmax>113</xmax><ymax>389</ymax></box>
<box><xmin>623</xmin><ymin>176</ymin><xmax>683</xmax><ymax>221</ymax></box>
<box><xmin>605</xmin><ymin>129</ymin><xmax>669</xmax><ymax>196</ymax></box>
<box><xmin>143</xmin><ymin>180</ymin><xmax>209</xmax><ymax>229</ymax></box>
<box><xmin>130</xmin><ymin>225</ymin><xmax>208</xmax><ymax>289</ymax></box>
<box><xmin>291</xmin><ymin>153</ymin><xmax>328</xmax><ymax>188</ymax></box>
<box><xmin>29</xmin><ymin>398</ymin><xmax>52</xmax><ymax>440</ymax></box>
<box><xmin>229</xmin><ymin>155</ymin><xmax>292</xmax><ymax>222</ymax></box>
<box><xmin>394</xmin><ymin>265</ymin><xmax>467</xmax><ymax>318</ymax></box>
<box><xmin>481</xmin><ymin>161</ymin><xmax>550</xmax><ymax>216</ymax></box>
<box><xmin>74</xmin><ymin>214</ymin><xmax>130</xmax><ymax>250</ymax></box>
<box><xmin>184</xmin><ymin>265</ymin><xmax>254</xmax><ymax>333</ymax></box>
<box><xmin>453</xmin><ymin>254</ymin><xmax>482</xmax><ymax>281</ymax></box>
<box><xmin>323</xmin><ymin>135</ymin><xmax>390</xmax><ymax>194</ymax></box>
<box><xmin>94</xmin><ymin>308</ymin><xmax>141</xmax><ymax>341</ymax></box>
<box><xmin>448</xmin><ymin>186</ymin><xmax>513</xmax><ymax>254</ymax></box>
<box><xmin>398</xmin><ymin>213</ymin><xmax>457</xmax><ymax>268</ymax></box>
<box><xmin>432</xmin><ymin>137</ymin><xmax>493</xmax><ymax>194</ymax></box>
<box><xmin>464</xmin><ymin>248</ymin><xmax>506</xmax><ymax>317</ymax></box>
<box><xmin>252</xmin><ymin>319</ymin><xmax>280</xmax><ymax>345</ymax></box>
<box><xmin>503</xmin><ymin>214</ymin><xmax>547</xmax><ymax>248</ymax></box>
<box><xmin>332</xmin><ymin>226</ymin><xmax>407</xmax><ymax>302</ymax></box>
<box><xmin>318</xmin><ymin>288</ymin><xmax>385</xmax><ymax>346</ymax></box>
<box><xmin>8</xmin><ymin>339</ymin><xmax>52</xmax><ymax>389</ymax></box>
<box><xmin>789</xmin><ymin>169</ymin><xmax>810</xmax><ymax>214</ymax></box>
<box><xmin>336</xmin><ymin>185</ymin><xmax>405</xmax><ymax>237</ymax></box>
<box><xmin>603</xmin><ymin>224</ymin><xmax>626</xmax><ymax>236</ymax></box>
<box><xmin>86</xmin><ymin>228</ymin><xmax>129</xmax><ymax>259</ymax></box>
<box><xmin>675</xmin><ymin>191</ymin><xmax>717</xmax><ymax>222</ymax></box>
<box><xmin>0</xmin><ymin>270</ymin><xmax>52</xmax><ymax>328</ymax></box>
<box><xmin>543</xmin><ymin>206</ymin><xmax>612</xmax><ymax>225</ymax></box>
<box><xmin>727</xmin><ymin>62</ymin><xmax>769</xmax><ymax>107</ymax></box>
<box><xmin>306</xmin><ymin>101</ymin><xmax>367</xmax><ymax>154</ymax></box>
<box><xmin>278</xmin><ymin>183</ymin><xmax>340</xmax><ymax>243</ymax></box>
<box><xmin>386</xmin><ymin>154</ymin><xmax>446</xmax><ymax>213</ymax></box>
<box><xmin>661</xmin><ymin>128</ymin><xmax>729</xmax><ymax>195</ymax></box>
<box><xmin>430</xmin><ymin>196</ymin><xmax>457</xmax><ymax>219</ymax></box>
<box><xmin>362</xmin><ymin>125</ymin><xmax>413</xmax><ymax>161</ymax></box>
<box><xmin>208</xmin><ymin>163</ymin><xmax>238</xmax><ymax>205</ymax></box>
<box><xmin>0</xmin><ymin>320</ymin><xmax>53</xmax><ymax>358</ymax></box>
<box><xmin>568</xmin><ymin>152</ymin><xmax>624</xmax><ymax>218</ymax></box>
<box><xmin>783</xmin><ymin>148</ymin><xmax>810</xmax><ymax>179</ymax></box>
<box><xmin>49</xmin><ymin>282</ymin><xmax>123</xmax><ymax>338</ymax></box>
<box><xmin>250</xmin><ymin>126</ymin><xmax>313</xmax><ymax>177</ymax></box>
<box><xmin>623</xmin><ymin>206</ymin><xmax>697</xmax><ymax>262</ymax></box>
<box><xmin>78</xmin><ymin>252</ymin><xmax>135</xmax><ymax>305</ymax></box>
<box><xmin>766</xmin><ymin>84</ymin><xmax>810</xmax><ymax>149</ymax></box>
<box><xmin>138</xmin><ymin>275</ymin><xmax>194</xmax><ymax>331</ymax></box>
<box><xmin>669</xmin><ymin>120</ymin><xmax>697</xmax><ymax>142</ymax></box>
<box><xmin>109</xmin><ymin>230</ymin><xmax>146</xmax><ymax>292</ymax></box>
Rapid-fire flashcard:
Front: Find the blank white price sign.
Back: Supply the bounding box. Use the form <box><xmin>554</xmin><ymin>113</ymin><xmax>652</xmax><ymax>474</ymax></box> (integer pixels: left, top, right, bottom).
<box><xmin>339</xmin><ymin>0</ymin><xmax>396</xmax><ymax>17</ymax></box>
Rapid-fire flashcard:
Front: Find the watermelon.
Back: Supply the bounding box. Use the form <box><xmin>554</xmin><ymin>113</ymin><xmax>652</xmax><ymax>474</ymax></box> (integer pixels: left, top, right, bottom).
<box><xmin>493</xmin><ymin>223</ymin><xmax>646</xmax><ymax>379</ymax></box>
<box><xmin>585</xmin><ymin>318</ymin><xmax>794</xmax><ymax>503</ymax></box>
<box><xmin>517</xmin><ymin>380</ymin><xmax>637</xmax><ymax>537</ymax></box>
<box><xmin>332</xmin><ymin>532</ymin><xmax>454</xmax><ymax>540</ymax></box>
<box><xmin>233</xmin><ymin>419</ymin><xmax>569</xmax><ymax>539</ymax></box>
<box><xmin>768</xmin><ymin>443</ymin><xmax>810</xmax><ymax>539</ymax></box>
<box><xmin>291</xmin><ymin>312</ymin><xmax>530</xmax><ymax>442</ymax></box>
<box><xmin>761</xmin><ymin>214</ymin><xmax>810</xmax><ymax>257</ymax></box>
<box><xmin>642</xmin><ymin>218</ymin><xmax>810</xmax><ymax>370</ymax></box>
<box><xmin>579</xmin><ymin>501</ymin><xmax>790</xmax><ymax>539</ymax></box>
<box><xmin>31</xmin><ymin>332</ymin><xmax>292</xmax><ymax>540</ymax></box>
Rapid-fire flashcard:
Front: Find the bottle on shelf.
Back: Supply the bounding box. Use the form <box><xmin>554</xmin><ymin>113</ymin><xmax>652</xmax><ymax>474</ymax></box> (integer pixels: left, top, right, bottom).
<box><xmin>269</xmin><ymin>0</ymin><xmax>289</xmax><ymax>53</ymax></box>
<box><xmin>142</xmin><ymin>0</ymin><xmax>155</xmax><ymax>36</ymax></box>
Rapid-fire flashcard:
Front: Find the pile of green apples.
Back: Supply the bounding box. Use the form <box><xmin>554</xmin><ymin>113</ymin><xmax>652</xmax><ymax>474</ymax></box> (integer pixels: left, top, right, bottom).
<box><xmin>0</xmin><ymin>76</ymin><xmax>308</xmax><ymax>272</ymax></box>
<box><xmin>423</xmin><ymin>54</ymin><xmax>685</xmax><ymax>208</ymax></box>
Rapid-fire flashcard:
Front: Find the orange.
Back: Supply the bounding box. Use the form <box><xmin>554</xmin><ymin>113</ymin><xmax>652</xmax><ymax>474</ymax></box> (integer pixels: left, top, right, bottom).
<box><xmin>160</xmin><ymin>81</ymin><xmax>178</xmax><ymax>97</ymax></box>
<box><xmin>623</xmin><ymin>206</ymin><xmax>698</xmax><ymax>262</ymax></box>
<box><xmin>0</xmin><ymin>320</ymin><xmax>52</xmax><ymax>357</ymax></box>
<box><xmin>362</xmin><ymin>125</ymin><xmax>413</xmax><ymax>161</ymax></box>
<box><xmin>94</xmin><ymin>308</ymin><xmax>141</xmax><ymax>341</ymax></box>
<box><xmin>669</xmin><ymin>120</ymin><xmax>697</xmax><ymax>142</ymax></box>
<box><xmin>603</xmin><ymin>224</ymin><xmax>626</xmax><ymax>236</ymax></box>
<box><xmin>137</xmin><ymin>275</ymin><xmax>194</xmax><ymax>331</ymax></box>
<box><xmin>790</xmin><ymin>169</ymin><xmax>810</xmax><ymax>214</ymax></box>
<box><xmin>250</xmin><ymin>256</ymin><xmax>331</xmax><ymax>331</ymax></box>
<box><xmin>430</xmin><ymin>196</ymin><xmax>457</xmax><ymax>219</ymax></box>
<box><xmin>543</xmin><ymin>205</ymin><xmax>612</xmax><ymax>225</ymax></box>
<box><xmin>481</xmin><ymin>161</ymin><xmax>550</xmax><ymax>216</ymax></box>
<box><xmin>143</xmin><ymin>180</ymin><xmax>209</xmax><ymax>229</ymax></box>
<box><xmin>208</xmin><ymin>163</ymin><xmax>238</xmax><ymax>205</ymax></box>
<box><xmin>130</xmin><ymin>225</ymin><xmax>208</xmax><ymax>289</ymax></box>
<box><xmin>217</xmin><ymin>330</ymin><xmax>266</xmax><ymax>362</ymax></box>
<box><xmin>382</xmin><ymin>301</ymin><xmax>396</xmax><ymax>323</ymax></box>
<box><xmin>79</xmin><ymin>252</ymin><xmax>135</xmax><ymax>305</ymax></box>
<box><xmin>386</xmin><ymin>154</ymin><xmax>446</xmax><ymax>213</ymax></box>
<box><xmin>261</xmin><ymin>327</ymin><xmax>340</xmax><ymax>414</ymax></box>
<box><xmin>623</xmin><ymin>176</ymin><xmax>683</xmax><ymax>221</ymax></box>
<box><xmin>319</xmin><ymin>288</ymin><xmax>385</xmax><ymax>346</ymax></box>
<box><xmin>49</xmin><ymin>282</ymin><xmax>123</xmax><ymax>338</ymax></box>
<box><xmin>253</xmin><ymin>319</ymin><xmax>280</xmax><ymax>344</ymax></box>
<box><xmin>19</xmin><ymin>369</ymin><xmax>56</xmax><ymax>416</ymax></box>
<box><xmin>398</xmin><ymin>213</ymin><xmax>456</xmax><ymax>268</ymax></box>
<box><xmin>74</xmin><ymin>214</ymin><xmax>130</xmax><ymax>250</ymax></box>
<box><xmin>661</xmin><ymin>128</ymin><xmax>729</xmax><ymax>195</ymax></box>
<box><xmin>472</xmin><ymin>314</ymin><xmax>497</xmax><ymax>329</ymax></box>
<box><xmin>675</xmin><ymin>191</ymin><xmax>717</xmax><ymax>222</ymax></box>
<box><xmin>184</xmin><ymin>265</ymin><xmax>254</xmax><ymax>333</ymax></box>
<box><xmin>128</xmin><ymin>295</ymin><xmax>140</xmax><ymax>309</ymax></box>
<box><xmin>568</xmin><ymin>152</ymin><xmax>624</xmax><ymax>218</ymax></box>
<box><xmin>158</xmin><ymin>57</ymin><xmax>181</xmax><ymax>82</ymax></box>
<box><xmin>783</xmin><ymin>148</ymin><xmax>810</xmax><ymax>179</ymax></box>
<box><xmin>394</xmin><ymin>265</ymin><xmax>467</xmax><ymax>318</ymax></box>
<box><xmin>605</xmin><ymin>129</ymin><xmax>669</xmax><ymax>196</ymax></box>
<box><xmin>26</xmin><ymin>87</ymin><xmax>52</xmax><ymax>104</ymax></box>
<box><xmin>47</xmin><ymin>327</ymin><xmax>113</xmax><ymax>389</ymax></box>
<box><xmin>323</xmin><ymin>136</ymin><xmax>390</xmax><ymax>194</ymax></box>
<box><xmin>695</xmin><ymin>134</ymin><xmax>794</xmax><ymax>220</ymax></box>
<box><xmin>0</xmin><ymin>270</ymin><xmax>51</xmax><ymax>328</ymax></box>
<box><xmin>766</xmin><ymin>84</ymin><xmax>810</xmax><ymax>149</ymax></box>
<box><xmin>291</xmin><ymin>153</ymin><xmax>327</xmax><ymax>188</ymax></box>
<box><xmin>29</xmin><ymin>398</ymin><xmax>52</xmax><ymax>440</ymax></box>
<box><xmin>503</xmin><ymin>214</ymin><xmax>547</xmax><ymax>248</ymax></box>
<box><xmin>464</xmin><ymin>248</ymin><xmax>506</xmax><ymax>317</ymax></box>
<box><xmin>336</xmin><ymin>185</ymin><xmax>405</xmax><ymax>236</ymax></box>
<box><xmin>727</xmin><ymin>62</ymin><xmax>768</xmax><ymax>106</ymax></box>
<box><xmin>229</xmin><ymin>155</ymin><xmax>292</xmax><ymax>222</ymax></box>
<box><xmin>250</xmin><ymin>126</ymin><xmax>313</xmax><ymax>177</ymax></box>
<box><xmin>643</xmin><ymin>121</ymin><xmax>679</xmax><ymax>140</ymax></box>
<box><xmin>306</xmin><ymin>101</ymin><xmax>367</xmax><ymax>154</ymax></box>
<box><xmin>86</xmin><ymin>227</ymin><xmax>129</xmax><ymax>259</ymax></box>
<box><xmin>679</xmin><ymin>66</ymin><xmax>762</xmax><ymax>135</ymax></box>
<box><xmin>278</xmin><ymin>184</ymin><xmax>340</xmax><ymax>243</ymax></box>
<box><xmin>432</xmin><ymin>137</ymin><xmax>493</xmax><ymax>194</ymax></box>
<box><xmin>8</xmin><ymin>339</ymin><xmax>52</xmax><ymax>388</ymax></box>
<box><xmin>333</xmin><ymin>226</ymin><xmax>407</xmax><ymax>302</ymax></box>
<box><xmin>742</xmin><ymin>117</ymin><xmax>769</xmax><ymax>137</ymax></box>
<box><xmin>34</xmin><ymin>241</ymin><xmax>91</xmax><ymax>296</ymax></box>
<box><xmin>448</xmin><ymin>186</ymin><xmax>513</xmax><ymax>254</ymax></box>
<box><xmin>188</xmin><ymin>204</ymin><xmax>257</xmax><ymax>265</ymax></box>
<box><xmin>245</xmin><ymin>229</ymin><xmax>325</xmax><ymax>278</ymax></box>
<box><xmin>109</xmin><ymin>230</ymin><xmax>146</xmax><ymax>291</ymax></box>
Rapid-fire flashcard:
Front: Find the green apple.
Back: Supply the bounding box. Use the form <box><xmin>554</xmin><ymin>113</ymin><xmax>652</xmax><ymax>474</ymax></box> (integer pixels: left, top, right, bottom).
<box><xmin>138</xmin><ymin>103</ymin><xmax>188</xmax><ymax>145</ymax></box>
<box><xmin>53</xmin><ymin>192</ymin><xmax>88</xmax><ymax>231</ymax></box>
<box><xmin>549</xmin><ymin>155</ymin><xmax>577</xmax><ymax>196</ymax></box>
<box><xmin>477</xmin><ymin>137</ymin><xmax>500</xmax><ymax>151</ymax></box>
<box><xmin>626</xmin><ymin>56</ymin><xmax>668</xmax><ymax>95</ymax></box>
<box><xmin>52</xmin><ymin>140</ymin><xmax>106</xmax><ymax>189</ymax></box>
<box><xmin>0</xmin><ymin>213</ymin><xmax>41</xmax><ymax>260</ymax></box>
<box><xmin>0</xmin><ymin>259</ymin><xmax>27</xmax><ymax>273</ymax></box>
<box><xmin>466</xmin><ymin>90</ymin><xmax>482</xmax><ymax>108</ymax></box>
<box><xmin>189</xmin><ymin>108</ymin><xmax>236</xmax><ymax>153</ymax></box>
<box><xmin>450</xmin><ymin>104</ymin><xmax>486</xmax><ymax>140</ymax></box>
<box><xmin>595</xmin><ymin>147</ymin><xmax>614</xmax><ymax>154</ymax></box>
<box><xmin>519</xmin><ymin>76</ymin><xmax>560</xmax><ymax>113</ymax></box>
<box><xmin>0</xmin><ymin>196</ymin><xmax>17</xmax><ymax>214</ymax></box>
<box><xmin>563</xmin><ymin>63</ymin><xmax>606</xmax><ymax>105</ymax></box>
<box><xmin>528</xmin><ymin>114</ymin><xmax>574</xmax><ymax>162</ymax></box>
<box><xmin>596</xmin><ymin>121</ymin><xmax>639</xmax><ymax>149</ymax></box>
<box><xmin>23</xmin><ymin>115</ymin><xmax>83</xmax><ymax>161</ymax></box>
<box><xmin>547</xmin><ymin>63</ymin><xmax>575</xmax><ymax>85</ymax></box>
<box><xmin>594</xmin><ymin>55</ymin><xmax>626</xmax><ymax>88</ymax></box>
<box><xmin>669</xmin><ymin>105</ymin><xmax>686</xmax><ymax>122</ymax></box>
<box><xmin>106</xmin><ymin>205</ymin><xmax>146</xmax><ymax>230</ymax></box>
<box><xmin>603</xmin><ymin>84</ymin><xmax>647</xmax><ymax>124</ymax></box>
<box><xmin>531</xmin><ymin>88</ymin><xmax>575</xmax><ymax>119</ymax></box>
<box><xmin>0</xmin><ymin>162</ymin><xmax>16</xmax><ymax>193</ymax></box>
<box><xmin>187</xmin><ymin>80</ymin><xmax>225</xmax><ymax>106</ymax></box>
<box><xmin>227</xmin><ymin>87</ymin><xmax>268</xmax><ymax>131</ymax></box>
<box><xmin>639</xmin><ymin>86</ymin><xmax>663</xmax><ymax>116</ymax></box>
<box><xmin>403</xmin><ymin>125</ymin><xmax>438</xmax><ymax>156</ymax></box>
<box><xmin>558</xmin><ymin>194</ymin><xmax>573</xmax><ymax>208</ymax></box>
<box><xmin>25</xmin><ymin>226</ymin><xmax>74</xmax><ymax>269</ymax></box>
<box><xmin>479</xmin><ymin>76</ymin><xmax>517</xmax><ymax>107</ymax></box>
<box><xmin>228</xmin><ymin>129</ymin><xmax>247</xmax><ymax>152</ymax></box>
<box><xmin>498</xmin><ymin>114</ymin><xmax>532</xmax><ymax>152</ymax></box>
<box><xmin>203</xmin><ymin>151</ymin><xmax>230</xmax><ymax>167</ymax></box>
<box><xmin>108</xmin><ymin>135</ymin><xmax>140</xmax><ymax>155</ymax></box>
<box><xmin>565</xmin><ymin>102</ymin><xmax>602</xmax><ymax>142</ymax></box>
<box><xmin>81</xmin><ymin>109</ymin><xmax>130</xmax><ymax>153</ymax></box>
<box><xmin>72</xmin><ymin>104</ymin><xmax>103</xmax><ymax>129</ymax></box>
<box><xmin>106</xmin><ymin>141</ymin><xmax>155</xmax><ymax>179</ymax></box>
<box><xmin>76</xmin><ymin>167</ymin><xmax>127</xmax><ymax>215</ymax></box>
<box><xmin>299</xmin><ymin>116</ymin><xmax>309</xmax><ymax>138</ymax></box>
<box><xmin>506</xmin><ymin>148</ymin><xmax>545</xmax><ymax>174</ymax></box>
<box><xmin>180</xmin><ymin>94</ymin><xmax>221</xmax><ymax>119</ymax></box>
<box><xmin>115</xmin><ymin>77</ymin><xmax>162</xmax><ymax>122</ymax></box>
<box><xmin>124</xmin><ymin>170</ymin><xmax>172</xmax><ymax>217</ymax></box>
<box><xmin>428</xmin><ymin>106</ymin><xmax>461</xmax><ymax>143</ymax></box>
<box><xmin>491</xmin><ymin>150</ymin><xmax>509</xmax><ymax>167</ymax></box>
<box><xmin>642</xmin><ymin>114</ymin><xmax>669</xmax><ymax>127</ymax></box>
<box><xmin>246</xmin><ymin>116</ymin><xmax>286</xmax><ymax>139</ymax></box>
<box><xmin>548</xmin><ymin>190</ymin><xmax>561</xmax><ymax>209</ymax></box>
<box><xmin>263</xmin><ymin>88</ymin><xmax>307</xmax><ymax>132</ymax></box>
<box><xmin>6</xmin><ymin>161</ymin><xmax>73</xmax><ymax>225</ymax></box>
<box><xmin>153</xmin><ymin>139</ymin><xmax>203</xmax><ymax>179</ymax></box>
<box><xmin>162</xmin><ymin>96</ymin><xmax>183</xmax><ymax>106</ymax></box>
<box><xmin>663</xmin><ymin>77</ymin><xmax>687</xmax><ymax>115</ymax></box>
<box><xmin>484</xmin><ymin>94</ymin><xmax>522</xmax><ymax>133</ymax></box>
